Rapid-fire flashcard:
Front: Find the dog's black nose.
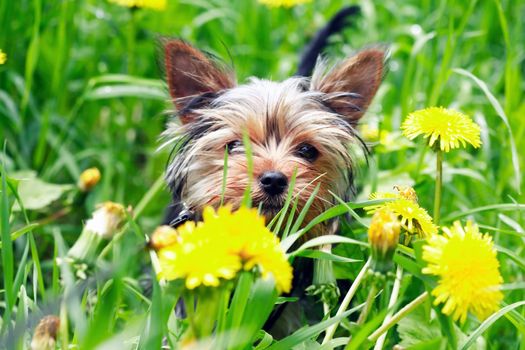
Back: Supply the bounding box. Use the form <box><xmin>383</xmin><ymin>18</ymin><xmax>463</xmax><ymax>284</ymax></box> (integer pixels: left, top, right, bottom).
<box><xmin>259</xmin><ymin>171</ymin><xmax>288</xmax><ymax>196</ymax></box>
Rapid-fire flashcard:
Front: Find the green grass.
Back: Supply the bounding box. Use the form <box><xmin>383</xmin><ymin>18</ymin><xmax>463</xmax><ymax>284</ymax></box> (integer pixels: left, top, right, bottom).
<box><xmin>1</xmin><ymin>0</ymin><xmax>524</xmax><ymax>349</ymax></box>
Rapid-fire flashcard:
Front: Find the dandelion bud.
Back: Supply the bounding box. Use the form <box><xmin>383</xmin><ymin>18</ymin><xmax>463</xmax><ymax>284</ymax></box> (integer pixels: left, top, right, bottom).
<box><xmin>85</xmin><ymin>202</ymin><xmax>126</xmax><ymax>239</ymax></box>
<box><xmin>78</xmin><ymin>167</ymin><xmax>101</xmax><ymax>192</ymax></box>
<box><xmin>150</xmin><ymin>225</ymin><xmax>179</xmax><ymax>250</ymax></box>
<box><xmin>31</xmin><ymin>315</ymin><xmax>60</xmax><ymax>350</ymax></box>
<box><xmin>368</xmin><ymin>208</ymin><xmax>401</xmax><ymax>275</ymax></box>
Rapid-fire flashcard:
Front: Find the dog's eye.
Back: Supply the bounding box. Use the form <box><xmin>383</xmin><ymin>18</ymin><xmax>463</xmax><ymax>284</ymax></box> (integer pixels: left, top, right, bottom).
<box><xmin>227</xmin><ymin>140</ymin><xmax>242</xmax><ymax>153</ymax></box>
<box><xmin>296</xmin><ymin>143</ymin><xmax>319</xmax><ymax>162</ymax></box>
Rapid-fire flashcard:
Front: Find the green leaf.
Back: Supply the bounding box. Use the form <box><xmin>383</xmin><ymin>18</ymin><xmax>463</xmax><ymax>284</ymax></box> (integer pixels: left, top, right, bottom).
<box><xmin>397</xmin><ymin>306</ymin><xmax>442</xmax><ymax>347</ymax></box>
<box><xmin>224</xmin><ymin>272</ymin><xmax>254</xmax><ymax>348</ymax></box>
<box><xmin>237</xmin><ymin>277</ymin><xmax>278</xmax><ymax>349</ymax></box>
<box><xmin>254</xmin><ymin>330</ymin><xmax>274</xmax><ymax>350</ymax></box>
<box><xmin>10</xmin><ymin>171</ymin><xmax>73</xmax><ymax>211</ymax></box>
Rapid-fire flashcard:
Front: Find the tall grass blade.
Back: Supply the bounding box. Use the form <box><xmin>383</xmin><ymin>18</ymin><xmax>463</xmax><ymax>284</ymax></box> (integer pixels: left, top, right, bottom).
<box><xmin>452</xmin><ymin>68</ymin><xmax>521</xmax><ymax>193</ymax></box>
<box><xmin>460</xmin><ymin>301</ymin><xmax>525</xmax><ymax>350</ymax></box>
<box><xmin>0</xmin><ymin>150</ymin><xmax>14</xmax><ymax>332</ymax></box>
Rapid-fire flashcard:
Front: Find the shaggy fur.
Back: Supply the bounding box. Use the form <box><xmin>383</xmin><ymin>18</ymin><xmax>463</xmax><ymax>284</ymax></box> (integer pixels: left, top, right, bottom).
<box><xmin>161</xmin><ymin>40</ymin><xmax>384</xmax><ymax>237</ymax></box>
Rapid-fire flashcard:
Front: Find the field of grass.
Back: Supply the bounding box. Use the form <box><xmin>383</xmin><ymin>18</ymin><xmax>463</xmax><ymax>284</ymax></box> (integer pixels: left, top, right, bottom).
<box><xmin>1</xmin><ymin>0</ymin><xmax>524</xmax><ymax>349</ymax></box>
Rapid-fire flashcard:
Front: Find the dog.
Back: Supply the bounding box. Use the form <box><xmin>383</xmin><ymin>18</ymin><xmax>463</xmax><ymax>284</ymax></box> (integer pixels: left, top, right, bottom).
<box><xmin>160</xmin><ymin>7</ymin><xmax>384</xmax><ymax>239</ymax></box>
<box><xmin>159</xmin><ymin>6</ymin><xmax>385</xmax><ymax>336</ymax></box>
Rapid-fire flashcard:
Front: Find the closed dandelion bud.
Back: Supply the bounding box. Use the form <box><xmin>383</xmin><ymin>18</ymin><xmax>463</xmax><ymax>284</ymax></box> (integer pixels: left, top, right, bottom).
<box><xmin>150</xmin><ymin>225</ymin><xmax>179</xmax><ymax>250</ymax></box>
<box><xmin>31</xmin><ymin>315</ymin><xmax>60</xmax><ymax>350</ymax></box>
<box><xmin>368</xmin><ymin>208</ymin><xmax>401</xmax><ymax>275</ymax></box>
<box><xmin>78</xmin><ymin>167</ymin><xmax>101</xmax><ymax>192</ymax></box>
<box><xmin>68</xmin><ymin>202</ymin><xmax>126</xmax><ymax>262</ymax></box>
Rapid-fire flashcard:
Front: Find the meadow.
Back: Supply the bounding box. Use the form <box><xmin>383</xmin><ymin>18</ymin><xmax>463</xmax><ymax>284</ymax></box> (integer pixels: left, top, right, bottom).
<box><xmin>0</xmin><ymin>0</ymin><xmax>524</xmax><ymax>349</ymax></box>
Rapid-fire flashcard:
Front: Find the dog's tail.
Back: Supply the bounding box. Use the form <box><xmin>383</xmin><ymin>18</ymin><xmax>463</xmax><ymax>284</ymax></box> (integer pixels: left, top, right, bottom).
<box><xmin>296</xmin><ymin>6</ymin><xmax>360</xmax><ymax>77</ymax></box>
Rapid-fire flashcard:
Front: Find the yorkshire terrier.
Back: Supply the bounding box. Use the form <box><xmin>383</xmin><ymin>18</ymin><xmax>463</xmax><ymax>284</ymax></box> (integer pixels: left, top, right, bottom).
<box><xmin>161</xmin><ymin>7</ymin><xmax>385</xmax><ymax>239</ymax></box>
<box><xmin>158</xmin><ymin>6</ymin><xmax>385</xmax><ymax>336</ymax></box>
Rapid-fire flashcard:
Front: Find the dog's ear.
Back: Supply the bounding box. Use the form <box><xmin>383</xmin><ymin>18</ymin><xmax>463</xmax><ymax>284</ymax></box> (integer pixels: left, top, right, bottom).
<box><xmin>164</xmin><ymin>40</ymin><xmax>235</xmax><ymax>118</ymax></box>
<box><xmin>313</xmin><ymin>49</ymin><xmax>384</xmax><ymax>123</ymax></box>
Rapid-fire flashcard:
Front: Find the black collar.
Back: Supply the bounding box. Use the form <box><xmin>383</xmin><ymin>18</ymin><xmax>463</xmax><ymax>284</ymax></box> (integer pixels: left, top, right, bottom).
<box><xmin>169</xmin><ymin>203</ymin><xmax>195</xmax><ymax>228</ymax></box>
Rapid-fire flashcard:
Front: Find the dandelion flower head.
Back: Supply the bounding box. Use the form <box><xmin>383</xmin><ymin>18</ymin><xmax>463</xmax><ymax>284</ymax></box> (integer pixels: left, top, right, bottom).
<box><xmin>423</xmin><ymin>220</ymin><xmax>503</xmax><ymax>323</ymax></box>
<box><xmin>366</xmin><ymin>187</ymin><xmax>437</xmax><ymax>237</ymax></box>
<box><xmin>401</xmin><ymin>107</ymin><xmax>481</xmax><ymax>152</ymax></box>
<box><xmin>156</xmin><ymin>206</ymin><xmax>292</xmax><ymax>293</ymax></box>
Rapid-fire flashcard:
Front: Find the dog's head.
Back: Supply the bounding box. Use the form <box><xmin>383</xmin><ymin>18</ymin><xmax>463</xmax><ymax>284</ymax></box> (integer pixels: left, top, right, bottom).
<box><xmin>162</xmin><ymin>40</ymin><xmax>384</xmax><ymax>232</ymax></box>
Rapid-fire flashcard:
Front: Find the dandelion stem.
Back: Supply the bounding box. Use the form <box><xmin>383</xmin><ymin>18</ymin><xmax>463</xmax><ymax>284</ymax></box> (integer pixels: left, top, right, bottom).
<box><xmin>368</xmin><ymin>291</ymin><xmax>429</xmax><ymax>343</ymax></box>
<box><xmin>322</xmin><ymin>259</ymin><xmax>370</xmax><ymax>344</ymax></box>
<box><xmin>374</xmin><ymin>266</ymin><xmax>403</xmax><ymax>350</ymax></box>
<box><xmin>433</xmin><ymin>149</ymin><xmax>443</xmax><ymax>224</ymax></box>
<box><xmin>356</xmin><ymin>284</ymin><xmax>378</xmax><ymax>325</ymax></box>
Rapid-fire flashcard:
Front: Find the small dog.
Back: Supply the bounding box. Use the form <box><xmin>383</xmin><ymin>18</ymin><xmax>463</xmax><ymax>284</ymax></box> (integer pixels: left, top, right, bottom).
<box><xmin>160</xmin><ymin>7</ymin><xmax>385</xmax><ymax>239</ymax></box>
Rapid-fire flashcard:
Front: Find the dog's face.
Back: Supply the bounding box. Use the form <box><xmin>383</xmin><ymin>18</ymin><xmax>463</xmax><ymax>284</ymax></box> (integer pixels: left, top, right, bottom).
<box><xmin>162</xmin><ymin>41</ymin><xmax>384</xmax><ymax>234</ymax></box>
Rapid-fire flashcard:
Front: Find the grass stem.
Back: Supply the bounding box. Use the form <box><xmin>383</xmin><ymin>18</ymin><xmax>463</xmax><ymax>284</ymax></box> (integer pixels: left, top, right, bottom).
<box><xmin>374</xmin><ymin>266</ymin><xmax>403</xmax><ymax>350</ymax></box>
<box><xmin>356</xmin><ymin>284</ymin><xmax>378</xmax><ymax>325</ymax></box>
<box><xmin>368</xmin><ymin>291</ymin><xmax>429</xmax><ymax>343</ymax></box>
<box><xmin>322</xmin><ymin>259</ymin><xmax>370</xmax><ymax>344</ymax></box>
<box><xmin>433</xmin><ymin>149</ymin><xmax>443</xmax><ymax>224</ymax></box>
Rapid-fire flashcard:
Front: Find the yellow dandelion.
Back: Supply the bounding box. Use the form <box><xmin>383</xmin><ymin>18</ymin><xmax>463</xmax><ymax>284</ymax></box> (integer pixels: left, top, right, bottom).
<box><xmin>156</xmin><ymin>206</ymin><xmax>293</xmax><ymax>293</ymax></box>
<box><xmin>423</xmin><ymin>221</ymin><xmax>503</xmax><ymax>323</ymax></box>
<box><xmin>202</xmin><ymin>206</ymin><xmax>293</xmax><ymax>293</ymax></box>
<box><xmin>258</xmin><ymin>0</ymin><xmax>311</xmax><ymax>8</ymax></box>
<box><xmin>108</xmin><ymin>0</ymin><xmax>166</xmax><ymax>10</ymax></box>
<box><xmin>366</xmin><ymin>187</ymin><xmax>436</xmax><ymax>237</ymax></box>
<box><xmin>0</xmin><ymin>49</ymin><xmax>6</xmax><ymax>65</ymax></box>
<box><xmin>157</xmin><ymin>221</ymin><xmax>241</xmax><ymax>289</ymax></box>
<box><xmin>385</xmin><ymin>199</ymin><xmax>437</xmax><ymax>237</ymax></box>
<box><xmin>78</xmin><ymin>167</ymin><xmax>101</xmax><ymax>192</ymax></box>
<box><xmin>401</xmin><ymin>107</ymin><xmax>481</xmax><ymax>152</ymax></box>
